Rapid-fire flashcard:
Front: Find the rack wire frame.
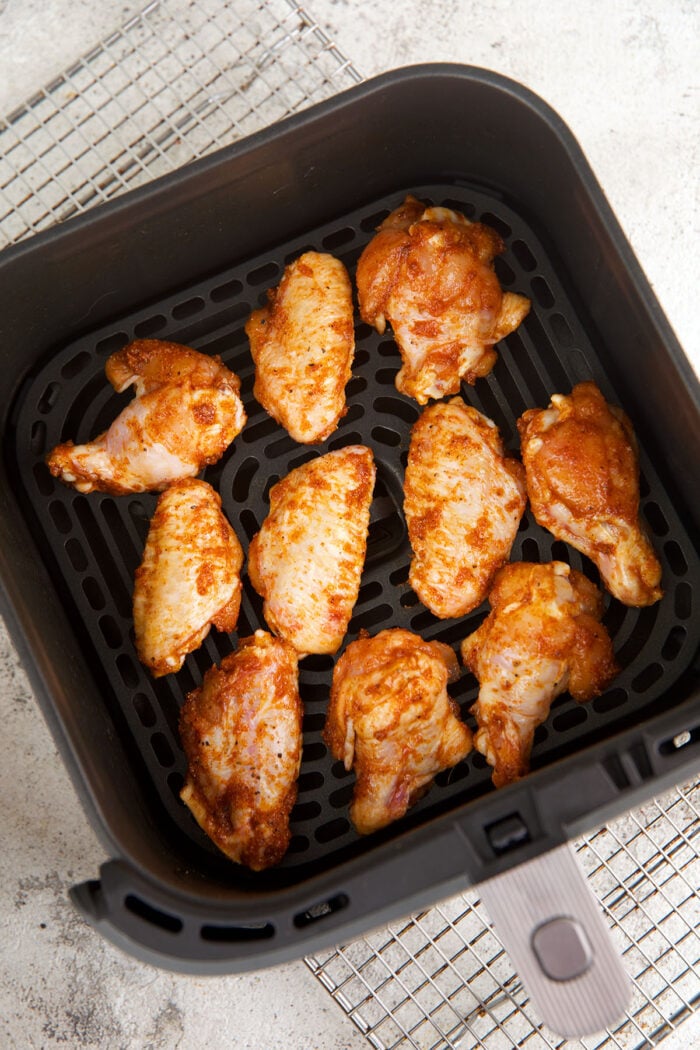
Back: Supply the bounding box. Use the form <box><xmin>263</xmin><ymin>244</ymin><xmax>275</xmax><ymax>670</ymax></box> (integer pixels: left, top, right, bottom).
<box><xmin>0</xmin><ymin>0</ymin><xmax>361</xmax><ymax>246</ymax></box>
<box><xmin>0</xmin><ymin>3</ymin><xmax>698</xmax><ymax>1049</ymax></box>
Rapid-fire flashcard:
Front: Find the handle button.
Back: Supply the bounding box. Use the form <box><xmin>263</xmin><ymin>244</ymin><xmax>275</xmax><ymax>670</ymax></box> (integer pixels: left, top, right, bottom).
<box><xmin>531</xmin><ymin>916</ymin><xmax>593</xmax><ymax>981</ymax></box>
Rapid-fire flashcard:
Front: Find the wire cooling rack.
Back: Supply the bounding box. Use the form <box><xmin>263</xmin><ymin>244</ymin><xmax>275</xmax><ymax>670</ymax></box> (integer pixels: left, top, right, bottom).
<box><xmin>0</xmin><ymin>3</ymin><xmax>698</xmax><ymax>1048</ymax></box>
<box><xmin>0</xmin><ymin>0</ymin><xmax>360</xmax><ymax>246</ymax></box>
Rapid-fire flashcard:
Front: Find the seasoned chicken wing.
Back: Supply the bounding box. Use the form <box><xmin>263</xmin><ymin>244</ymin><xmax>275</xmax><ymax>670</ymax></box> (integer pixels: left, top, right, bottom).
<box><xmin>133</xmin><ymin>478</ymin><xmax>243</xmax><ymax>677</ymax></box>
<box><xmin>356</xmin><ymin>195</ymin><xmax>530</xmax><ymax>404</ymax></box>
<box><xmin>245</xmin><ymin>251</ymin><xmax>355</xmax><ymax>443</ymax></box>
<box><xmin>179</xmin><ymin>630</ymin><xmax>302</xmax><ymax>870</ymax></box>
<box><xmin>248</xmin><ymin>445</ymin><xmax>375</xmax><ymax>656</ymax></box>
<box><xmin>324</xmin><ymin>628</ymin><xmax>472</xmax><ymax>835</ymax></box>
<box><xmin>46</xmin><ymin>339</ymin><xmax>246</xmax><ymax>494</ymax></box>
<box><xmin>518</xmin><ymin>382</ymin><xmax>662</xmax><ymax>606</ymax></box>
<box><xmin>404</xmin><ymin>397</ymin><xmax>527</xmax><ymax>618</ymax></box>
<box><xmin>461</xmin><ymin>561</ymin><xmax>618</xmax><ymax>788</ymax></box>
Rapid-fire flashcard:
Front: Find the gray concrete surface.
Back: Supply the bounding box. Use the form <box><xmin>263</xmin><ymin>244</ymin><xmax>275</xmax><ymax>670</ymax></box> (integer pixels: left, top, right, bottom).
<box><xmin>0</xmin><ymin>1</ymin><xmax>698</xmax><ymax>1048</ymax></box>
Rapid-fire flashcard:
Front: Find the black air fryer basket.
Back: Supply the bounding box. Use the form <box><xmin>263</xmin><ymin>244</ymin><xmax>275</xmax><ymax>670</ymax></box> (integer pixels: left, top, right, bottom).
<box><xmin>1</xmin><ymin>66</ymin><xmax>699</xmax><ymax>999</ymax></box>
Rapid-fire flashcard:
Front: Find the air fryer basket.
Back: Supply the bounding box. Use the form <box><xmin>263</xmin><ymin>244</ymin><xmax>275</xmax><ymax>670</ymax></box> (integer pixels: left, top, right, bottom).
<box><xmin>1</xmin><ymin>67</ymin><xmax>699</xmax><ymax>976</ymax></box>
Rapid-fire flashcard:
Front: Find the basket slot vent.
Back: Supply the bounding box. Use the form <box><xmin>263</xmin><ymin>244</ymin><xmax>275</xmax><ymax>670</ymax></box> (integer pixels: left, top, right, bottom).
<box><xmin>292</xmin><ymin>800</ymin><xmax>322</xmax><ymax>823</ymax></box>
<box><xmin>321</xmin><ymin>226</ymin><xmax>356</xmax><ymax>250</ymax></box>
<box><xmin>134</xmin><ymin>314</ymin><xmax>168</xmax><ymax>338</ymax></box>
<box><xmin>294</xmin><ymin>893</ymin><xmax>349</xmax><ymax>929</ymax></box>
<box><xmin>172</xmin><ymin>296</ymin><xmax>205</xmax><ymax>320</ymax></box>
<box><xmin>61</xmin><ymin>351</ymin><xmax>91</xmax><ymax>379</ymax></box>
<box><xmin>246</xmin><ymin>261</ymin><xmax>280</xmax><ymax>286</ymax></box>
<box><xmin>151</xmin><ymin>732</ymin><xmax>175</xmax><ymax>768</ymax></box>
<box><xmin>631</xmin><ymin>662</ymin><xmax>664</xmax><ymax>694</ymax></box>
<box><xmin>30</xmin><ymin>421</ymin><xmax>47</xmax><ymax>456</ymax></box>
<box><xmin>643</xmin><ymin>500</ymin><xmax>669</xmax><ymax>537</ymax></box>
<box><xmin>82</xmin><ymin>576</ymin><xmax>105</xmax><ymax>611</ymax></box>
<box><xmin>661</xmin><ymin>625</ymin><xmax>687</xmax><ymax>661</ymax></box>
<box><xmin>199</xmin><ymin>921</ymin><xmax>274</xmax><ymax>943</ymax></box>
<box><xmin>133</xmin><ymin>691</ymin><xmax>157</xmax><ymax>728</ymax></box>
<box><xmin>65</xmin><ymin>536</ymin><xmax>89</xmax><ymax>572</ymax></box>
<box><xmin>371</xmin><ymin>425</ymin><xmax>401</xmax><ymax>448</ymax></box>
<box><xmin>665</xmin><ymin>540</ymin><xmax>688</xmax><ymax>576</ymax></box>
<box><xmin>549</xmin><ymin>311</ymin><xmax>575</xmax><ymax>347</ymax></box>
<box><xmin>512</xmin><ymin>238</ymin><xmax>537</xmax><ymax>272</ymax></box>
<box><xmin>592</xmin><ymin>688</ymin><xmax>628</xmax><ymax>715</ymax></box>
<box><xmin>552</xmin><ymin>705</ymin><xmax>588</xmax><ymax>733</ymax></box>
<box><xmin>49</xmin><ymin>499</ymin><xmax>72</xmax><ymax>534</ymax></box>
<box><xmin>124</xmin><ymin>894</ymin><xmax>183</xmax><ymax>934</ymax></box>
<box><xmin>531</xmin><ymin>274</ymin><xmax>555</xmax><ymax>308</ymax></box>
<box><xmin>314</xmin><ymin>817</ymin><xmax>350</xmax><ymax>844</ymax></box>
<box><xmin>480</xmin><ymin>211</ymin><xmax>511</xmax><ymax>238</ymax></box>
<box><xmin>38</xmin><ymin>381</ymin><xmax>61</xmax><ymax>415</ymax></box>
<box><xmin>98</xmin><ymin>614</ymin><xmax>122</xmax><ymax>650</ymax></box>
<box><xmin>210</xmin><ymin>278</ymin><xmax>243</xmax><ymax>303</ymax></box>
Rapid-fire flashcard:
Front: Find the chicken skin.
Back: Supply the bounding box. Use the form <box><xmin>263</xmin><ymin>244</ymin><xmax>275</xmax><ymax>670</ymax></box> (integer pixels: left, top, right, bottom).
<box><xmin>46</xmin><ymin>339</ymin><xmax>246</xmax><ymax>494</ymax></box>
<box><xmin>356</xmin><ymin>195</ymin><xmax>530</xmax><ymax>404</ymax></box>
<box><xmin>324</xmin><ymin>628</ymin><xmax>472</xmax><ymax>835</ymax></box>
<box><xmin>248</xmin><ymin>445</ymin><xmax>375</xmax><ymax>656</ymax></box>
<box><xmin>179</xmin><ymin>631</ymin><xmax>302</xmax><ymax>870</ymax></box>
<box><xmin>404</xmin><ymin>397</ymin><xmax>527</xmax><ymax>619</ymax></box>
<box><xmin>461</xmin><ymin>562</ymin><xmax>618</xmax><ymax>788</ymax></box>
<box><xmin>245</xmin><ymin>251</ymin><xmax>355</xmax><ymax>444</ymax></box>
<box><xmin>133</xmin><ymin>479</ymin><xmax>243</xmax><ymax>677</ymax></box>
<box><xmin>517</xmin><ymin>382</ymin><xmax>662</xmax><ymax>606</ymax></box>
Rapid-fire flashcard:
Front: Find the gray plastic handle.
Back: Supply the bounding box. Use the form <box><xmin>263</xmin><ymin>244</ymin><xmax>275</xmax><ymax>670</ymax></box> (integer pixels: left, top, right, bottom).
<box><xmin>478</xmin><ymin>843</ymin><xmax>631</xmax><ymax>1038</ymax></box>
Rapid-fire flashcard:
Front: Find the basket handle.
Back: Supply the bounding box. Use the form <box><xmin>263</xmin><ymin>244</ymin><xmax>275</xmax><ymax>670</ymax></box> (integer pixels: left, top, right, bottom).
<box><xmin>478</xmin><ymin>842</ymin><xmax>630</xmax><ymax>1038</ymax></box>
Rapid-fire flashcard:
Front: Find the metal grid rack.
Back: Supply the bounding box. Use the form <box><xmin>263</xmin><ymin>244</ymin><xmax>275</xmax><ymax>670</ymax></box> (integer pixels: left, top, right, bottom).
<box><xmin>0</xmin><ymin>0</ymin><xmax>360</xmax><ymax>246</ymax></box>
<box><xmin>0</xmin><ymin>3</ymin><xmax>698</xmax><ymax>1048</ymax></box>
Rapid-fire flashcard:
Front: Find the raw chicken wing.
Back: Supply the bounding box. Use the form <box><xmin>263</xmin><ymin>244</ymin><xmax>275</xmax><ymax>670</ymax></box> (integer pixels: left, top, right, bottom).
<box><xmin>356</xmin><ymin>195</ymin><xmax>530</xmax><ymax>403</ymax></box>
<box><xmin>245</xmin><ymin>251</ymin><xmax>355</xmax><ymax>443</ymax></box>
<box><xmin>404</xmin><ymin>397</ymin><xmax>527</xmax><ymax>618</ymax></box>
<box><xmin>324</xmin><ymin>628</ymin><xmax>472</xmax><ymax>834</ymax></box>
<box><xmin>133</xmin><ymin>478</ymin><xmax>243</xmax><ymax>676</ymax></box>
<box><xmin>46</xmin><ymin>339</ymin><xmax>246</xmax><ymax>494</ymax></box>
<box><xmin>179</xmin><ymin>631</ymin><xmax>302</xmax><ymax>870</ymax></box>
<box><xmin>461</xmin><ymin>561</ymin><xmax>618</xmax><ymax>788</ymax></box>
<box><xmin>518</xmin><ymin>382</ymin><xmax>662</xmax><ymax>606</ymax></box>
<box><xmin>248</xmin><ymin>445</ymin><xmax>375</xmax><ymax>655</ymax></box>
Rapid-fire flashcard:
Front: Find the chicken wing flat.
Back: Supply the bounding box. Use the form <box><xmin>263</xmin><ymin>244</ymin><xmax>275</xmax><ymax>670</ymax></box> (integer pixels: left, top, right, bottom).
<box><xmin>133</xmin><ymin>478</ymin><xmax>243</xmax><ymax>677</ymax></box>
<box><xmin>404</xmin><ymin>397</ymin><xmax>527</xmax><ymax>619</ymax></box>
<box><xmin>461</xmin><ymin>561</ymin><xmax>618</xmax><ymax>788</ymax></box>
<box><xmin>248</xmin><ymin>445</ymin><xmax>375</xmax><ymax>656</ymax></box>
<box><xmin>356</xmin><ymin>195</ymin><xmax>530</xmax><ymax>404</ymax></box>
<box><xmin>179</xmin><ymin>630</ymin><xmax>302</xmax><ymax>870</ymax></box>
<box><xmin>324</xmin><ymin>628</ymin><xmax>472</xmax><ymax>835</ymax></box>
<box><xmin>245</xmin><ymin>251</ymin><xmax>355</xmax><ymax>444</ymax></box>
<box><xmin>518</xmin><ymin>382</ymin><xmax>662</xmax><ymax>606</ymax></box>
<box><xmin>46</xmin><ymin>339</ymin><xmax>246</xmax><ymax>494</ymax></box>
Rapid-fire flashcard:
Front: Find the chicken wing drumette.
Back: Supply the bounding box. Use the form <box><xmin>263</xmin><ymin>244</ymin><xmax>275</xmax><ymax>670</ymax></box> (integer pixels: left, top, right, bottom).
<box><xmin>324</xmin><ymin>628</ymin><xmax>472</xmax><ymax>834</ymax></box>
<box><xmin>245</xmin><ymin>251</ymin><xmax>355</xmax><ymax>444</ymax></box>
<box><xmin>517</xmin><ymin>382</ymin><xmax>662</xmax><ymax>606</ymax></box>
<box><xmin>179</xmin><ymin>630</ymin><xmax>302</xmax><ymax>871</ymax></box>
<box><xmin>461</xmin><ymin>561</ymin><xmax>618</xmax><ymax>788</ymax></box>
<box><xmin>404</xmin><ymin>397</ymin><xmax>527</xmax><ymax>618</ymax></box>
<box><xmin>133</xmin><ymin>478</ymin><xmax>244</xmax><ymax>677</ymax></box>
<box><xmin>46</xmin><ymin>339</ymin><xmax>246</xmax><ymax>494</ymax></box>
<box><xmin>248</xmin><ymin>445</ymin><xmax>375</xmax><ymax>656</ymax></box>
<box><xmin>356</xmin><ymin>195</ymin><xmax>530</xmax><ymax>404</ymax></box>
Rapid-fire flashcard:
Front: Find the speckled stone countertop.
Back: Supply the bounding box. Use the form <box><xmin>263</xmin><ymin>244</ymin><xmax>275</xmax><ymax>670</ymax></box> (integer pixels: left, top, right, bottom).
<box><xmin>0</xmin><ymin>1</ymin><xmax>697</xmax><ymax>1048</ymax></box>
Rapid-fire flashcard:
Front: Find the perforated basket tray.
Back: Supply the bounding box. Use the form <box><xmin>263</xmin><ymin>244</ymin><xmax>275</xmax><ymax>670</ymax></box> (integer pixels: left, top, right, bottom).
<box><xmin>1</xmin><ymin>66</ymin><xmax>699</xmax><ymax>973</ymax></box>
